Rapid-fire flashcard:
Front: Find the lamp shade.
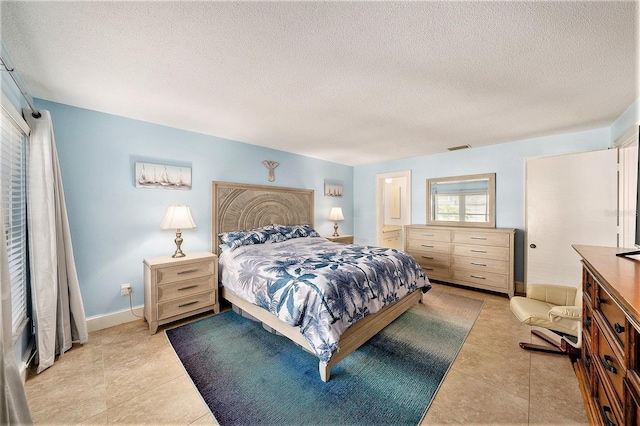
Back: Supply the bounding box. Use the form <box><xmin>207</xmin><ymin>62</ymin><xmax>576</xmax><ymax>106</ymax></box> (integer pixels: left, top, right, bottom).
<box><xmin>160</xmin><ymin>205</ymin><xmax>196</xmax><ymax>230</ymax></box>
<box><xmin>328</xmin><ymin>207</ymin><xmax>345</xmax><ymax>221</ymax></box>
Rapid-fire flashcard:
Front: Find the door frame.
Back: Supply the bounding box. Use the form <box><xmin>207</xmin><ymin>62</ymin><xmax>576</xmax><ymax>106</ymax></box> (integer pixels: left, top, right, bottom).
<box><xmin>375</xmin><ymin>170</ymin><xmax>411</xmax><ymax>247</ymax></box>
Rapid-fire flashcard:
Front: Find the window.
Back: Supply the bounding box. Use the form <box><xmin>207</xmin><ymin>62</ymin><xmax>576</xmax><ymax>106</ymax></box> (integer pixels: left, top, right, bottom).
<box><xmin>434</xmin><ymin>192</ymin><xmax>489</xmax><ymax>223</ymax></box>
<box><xmin>0</xmin><ymin>104</ymin><xmax>28</xmax><ymax>337</ymax></box>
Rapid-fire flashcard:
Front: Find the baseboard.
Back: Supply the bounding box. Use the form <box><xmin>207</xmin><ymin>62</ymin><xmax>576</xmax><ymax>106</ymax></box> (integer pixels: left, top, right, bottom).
<box><xmin>86</xmin><ymin>305</ymin><xmax>144</xmax><ymax>333</ymax></box>
<box><xmin>19</xmin><ymin>339</ymin><xmax>35</xmax><ymax>383</ymax></box>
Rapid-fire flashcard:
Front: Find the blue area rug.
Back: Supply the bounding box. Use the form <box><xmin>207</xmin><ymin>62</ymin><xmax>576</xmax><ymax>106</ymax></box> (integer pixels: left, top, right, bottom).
<box><xmin>166</xmin><ymin>289</ymin><xmax>483</xmax><ymax>426</ymax></box>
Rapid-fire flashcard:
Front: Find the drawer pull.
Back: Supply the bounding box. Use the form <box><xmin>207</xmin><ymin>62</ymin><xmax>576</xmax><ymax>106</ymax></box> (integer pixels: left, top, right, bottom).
<box><xmin>178</xmin><ymin>301</ymin><xmax>199</xmax><ymax>308</ymax></box>
<box><xmin>424</xmin><ymin>267</ymin><xmax>434</xmax><ymax>271</ymax></box>
<box><xmin>601</xmin><ymin>406</ymin><xmax>616</xmax><ymax>426</ymax></box>
<box><xmin>421</xmin><ymin>234</ymin><xmax>435</xmax><ymax>237</ymax></box>
<box><xmin>470</xmin><ymin>236</ymin><xmax>487</xmax><ymax>240</ymax></box>
<box><xmin>470</xmin><ymin>275</ymin><xmax>486</xmax><ymax>280</ymax></box>
<box><xmin>585</xmin><ymin>316</ymin><xmax>592</xmax><ymax>328</ymax></box>
<box><xmin>178</xmin><ymin>269</ymin><xmax>199</xmax><ymax>275</ymax></box>
<box><xmin>584</xmin><ymin>354</ymin><xmax>591</xmax><ymax>369</ymax></box>
<box><xmin>470</xmin><ymin>262</ymin><xmax>487</xmax><ymax>267</ymax></box>
<box><xmin>421</xmin><ymin>256</ymin><xmax>434</xmax><ymax>260</ymax></box>
<box><xmin>178</xmin><ymin>285</ymin><xmax>198</xmax><ymax>291</ymax></box>
<box><xmin>470</xmin><ymin>249</ymin><xmax>487</xmax><ymax>253</ymax></box>
<box><xmin>614</xmin><ymin>322</ymin><xmax>625</xmax><ymax>334</ymax></box>
<box><xmin>585</xmin><ymin>280</ymin><xmax>592</xmax><ymax>289</ymax></box>
<box><xmin>602</xmin><ymin>355</ymin><xmax>617</xmax><ymax>374</ymax></box>
<box><xmin>421</xmin><ymin>244</ymin><xmax>434</xmax><ymax>248</ymax></box>
<box><xmin>597</xmin><ymin>296</ymin><xmax>606</xmax><ymax>305</ymax></box>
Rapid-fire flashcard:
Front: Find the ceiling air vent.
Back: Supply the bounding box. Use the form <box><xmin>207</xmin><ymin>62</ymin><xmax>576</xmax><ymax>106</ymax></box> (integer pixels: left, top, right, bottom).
<box><xmin>447</xmin><ymin>144</ymin><xmax>471</xmax><ymax>151</ymax></box>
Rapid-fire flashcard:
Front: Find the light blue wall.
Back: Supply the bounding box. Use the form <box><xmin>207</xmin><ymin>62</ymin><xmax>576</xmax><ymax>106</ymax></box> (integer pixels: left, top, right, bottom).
<box><xmin>353</xmin><ymin>127</ymin><xmax>611</xmax><ymax>283</ymax></box>
<box><xmin>35</xmin><ymin>99</ymin><xmax>353</xmax><ymax>318</ymax></box>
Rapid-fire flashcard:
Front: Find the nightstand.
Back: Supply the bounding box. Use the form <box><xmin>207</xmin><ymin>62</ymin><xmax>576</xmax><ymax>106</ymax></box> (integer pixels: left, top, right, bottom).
<box><xmin>143</xmin><ymin>251</ymin><xmax>219</xmax><ymax>334</ymax></box>
<box><xmin>325</xmin><ymin>235</ymin><xmax>354</xmax><ymax>244</ymax></box>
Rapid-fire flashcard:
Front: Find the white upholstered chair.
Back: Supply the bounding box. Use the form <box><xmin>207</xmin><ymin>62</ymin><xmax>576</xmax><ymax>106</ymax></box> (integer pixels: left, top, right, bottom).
<box><xmin>510</xmin><ymin>284</ymin><xmax>582</xmax><ymax>355</ymax></box>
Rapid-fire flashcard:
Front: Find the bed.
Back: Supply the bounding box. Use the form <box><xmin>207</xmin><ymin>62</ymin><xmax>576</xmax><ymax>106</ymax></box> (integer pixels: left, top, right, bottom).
<box><xmin>211</xmin><ymin>181</ymin><xmax>430</xmax><ymax>381</ymax></box>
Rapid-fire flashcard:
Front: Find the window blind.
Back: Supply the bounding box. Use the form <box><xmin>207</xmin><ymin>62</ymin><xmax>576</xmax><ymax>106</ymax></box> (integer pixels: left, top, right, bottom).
<box><xmin>0</xmin><ymin>106</ymin><xmax>28</xmax><ymax>336</ymax></box>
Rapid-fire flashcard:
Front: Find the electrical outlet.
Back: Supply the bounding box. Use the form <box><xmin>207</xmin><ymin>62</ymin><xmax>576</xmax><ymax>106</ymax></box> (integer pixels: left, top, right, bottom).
<box><xmin>120</xmin><ymin>283</ymin><xmax>131</xmax><ymax>296</ymax></box>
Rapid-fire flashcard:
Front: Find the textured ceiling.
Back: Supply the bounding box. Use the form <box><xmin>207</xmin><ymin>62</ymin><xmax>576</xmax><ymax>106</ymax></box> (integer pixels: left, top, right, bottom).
<box><xmin>1</xmin><ymin>1</ymin><xmax>638</xmax><ymax>166</ymax></box>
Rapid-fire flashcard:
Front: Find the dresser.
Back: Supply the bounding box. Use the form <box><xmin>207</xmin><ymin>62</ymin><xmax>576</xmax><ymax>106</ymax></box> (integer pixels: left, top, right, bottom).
<box><xmin>143</xmin><ymin>251</ymin><xmax>219</xmax><ymax>334</ymax></box>
<box><xmin>573</xmin><ymin>245</ymin><xmax>640</xmax><ymax>426</ymax></box>
<box><xmin>404</xmin><ymin>225</ymin><xmax>515</xmax><ymax>297</ymax></box>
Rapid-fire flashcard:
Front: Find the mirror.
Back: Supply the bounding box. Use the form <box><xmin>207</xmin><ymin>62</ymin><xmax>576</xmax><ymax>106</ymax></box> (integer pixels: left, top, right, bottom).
<box><xmin>426</xmin><ymin>173</ymin><xmax>496</xmax><ymax>228</ymax></box>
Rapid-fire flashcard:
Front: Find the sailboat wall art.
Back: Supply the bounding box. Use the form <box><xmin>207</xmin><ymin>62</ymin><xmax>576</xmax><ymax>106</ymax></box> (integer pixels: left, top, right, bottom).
<box><xmin>135</xmin><ymin>162</ymin><xmax>192</xmax><ymax>190</ymax></box>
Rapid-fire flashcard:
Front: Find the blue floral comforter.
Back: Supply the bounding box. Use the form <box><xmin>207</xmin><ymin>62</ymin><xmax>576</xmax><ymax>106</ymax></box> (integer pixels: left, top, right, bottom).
<box><xmin>219</xmin><ymin>237</ymin><xmax>430</xmax><ymax>363</ymax></box>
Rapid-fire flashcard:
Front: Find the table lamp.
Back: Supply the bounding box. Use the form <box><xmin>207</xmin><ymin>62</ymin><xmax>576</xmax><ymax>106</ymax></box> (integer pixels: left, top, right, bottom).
<box><xmin>328</xmin><ymin>207</ymin><xmax>345</xmax><ymax>237</ymax></box>
<box><xmin>160</xmin><ymin>205</ymin><xmax>196</xmax><ymax>258</ymax></box>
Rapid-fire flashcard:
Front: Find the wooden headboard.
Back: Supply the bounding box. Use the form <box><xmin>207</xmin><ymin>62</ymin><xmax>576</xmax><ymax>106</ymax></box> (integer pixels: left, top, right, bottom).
<box><xmin>211</xmin><ymin>181</ymin><xmax>315</xmax><ymax>254</ymax></box>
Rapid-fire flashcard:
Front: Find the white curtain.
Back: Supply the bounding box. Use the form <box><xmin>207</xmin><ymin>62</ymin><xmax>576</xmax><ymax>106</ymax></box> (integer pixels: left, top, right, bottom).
<box><xmin>24</xmin><ymin>110</ymin><xmax>87</xmax><ymax>373</ymax></box>
<box><xmin>1</xmin><ymin>199</ymin><xmax>33</xmax><ymax>423</ymax></box>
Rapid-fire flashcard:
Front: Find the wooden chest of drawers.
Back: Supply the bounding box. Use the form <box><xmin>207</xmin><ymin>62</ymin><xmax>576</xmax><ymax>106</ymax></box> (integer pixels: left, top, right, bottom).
<box><xmin>405</xmin><ymin>225</ymin><xmax>515</xmax><ymax>297</ymax></box>
<box><xmin>143</xmin><ymin>251</ymin><xmax>219</xmax><ymax>334</ymax></box>
<box><xmin>573</xmin><ymin>245</ymin><xmax>640</xmax><ymax>426</ymax></box>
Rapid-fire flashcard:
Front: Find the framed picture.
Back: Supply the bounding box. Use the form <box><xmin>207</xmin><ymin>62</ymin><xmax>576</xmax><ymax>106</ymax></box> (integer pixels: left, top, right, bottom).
<box><xmin>135</xmin><ymin>162</ymin><xmax>192</xmax><ymax>190</ymax></box>
<box><xmin>324</xmin><ymin>181</ymin><xmax>343</xmax><ymax>197</ymax></box>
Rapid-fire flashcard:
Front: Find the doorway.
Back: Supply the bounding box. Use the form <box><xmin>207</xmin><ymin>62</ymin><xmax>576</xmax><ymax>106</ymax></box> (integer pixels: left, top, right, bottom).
<box><xmin>376</xmin><ymin>170</ymin><xmax>411</xmax><ymax>249</ymax></box>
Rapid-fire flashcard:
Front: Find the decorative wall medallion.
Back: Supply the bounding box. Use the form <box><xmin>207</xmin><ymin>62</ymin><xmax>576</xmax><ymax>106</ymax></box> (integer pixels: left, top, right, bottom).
<box><xmin>263</xmin><ymin>160</ymin><xmax>279</xmax><ymax>182</ymax></box>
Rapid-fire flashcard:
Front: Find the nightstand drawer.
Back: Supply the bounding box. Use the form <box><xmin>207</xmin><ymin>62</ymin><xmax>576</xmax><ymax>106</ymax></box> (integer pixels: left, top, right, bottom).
<box><xmin>155</xmin><ymin>260</ymin><xmax>215</xmax><ymax>285</ymax></box>
<box><xmin>157</xmin><ymin>291</ymin><xmax>216</xmax><ymax>321</ymax></box>
<box><xmin>157</xmin><ymin>275</ymin><xmax>215</xmax><ymax>303</ymax></box>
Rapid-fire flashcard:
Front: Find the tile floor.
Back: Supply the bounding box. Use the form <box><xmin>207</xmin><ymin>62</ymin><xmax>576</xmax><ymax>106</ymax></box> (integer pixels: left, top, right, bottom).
<box><xmin>23</xmin><ymin>282</ymin><xmax>587</xmax><ymax>425</ymax></box>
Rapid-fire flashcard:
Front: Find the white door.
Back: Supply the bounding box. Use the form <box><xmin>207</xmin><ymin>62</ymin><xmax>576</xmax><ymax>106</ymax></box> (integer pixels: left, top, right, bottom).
<box><xmin>525</xmin><ymin>149</ymin><xmax>618</xmax><ymax>287</ymax></box>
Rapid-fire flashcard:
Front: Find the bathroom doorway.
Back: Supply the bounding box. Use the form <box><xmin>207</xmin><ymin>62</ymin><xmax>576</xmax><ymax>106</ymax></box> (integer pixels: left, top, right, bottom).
<box><xmin>376</xmin><ymin>170</ymin><xmax>411</xmax><ymax>250</ymax></box>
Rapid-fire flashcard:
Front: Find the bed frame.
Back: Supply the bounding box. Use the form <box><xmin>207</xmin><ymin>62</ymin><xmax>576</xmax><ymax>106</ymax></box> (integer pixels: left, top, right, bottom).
<box><xmin>211</xmin><ymin>181</ymin><xmax>422</xmax><ymax>381</ymax></box>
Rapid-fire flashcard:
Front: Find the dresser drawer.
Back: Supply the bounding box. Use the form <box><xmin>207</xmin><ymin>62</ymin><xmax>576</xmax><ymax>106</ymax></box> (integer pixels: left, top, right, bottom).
<box><xmin>411</xmin><ymin>251</ymin><xmax>450</xmax><ymax>268</ymax></box>
<box><xmin>406</xmin><ymin>239</ymin><xmax>450</xmax><ymax>254</ymax></box>
<box><xmin>597</xmin><ymin>327</ymin><xmax>625</xmax><ymax>406</ymax></box>
<box><xmin>419</xmin><ymin>265</ymin><xmax>449</xmax><ymax>280</ymax></box>
<box><xmin>157</xmin><ymin>291</ymin><xmax>216</xmax><ymax>321</ymax></box>
<box><xmin>583</xmin><ymin>268</ymin><xmax>596</xmax><ymax>306</ymax></box>
<box><xmin>583</xmin><ymin>303</ymin><xmax>593</xmax><ymax>348</ymax></box>
<box><xmin>452</xmin><ymin>231</ymin><xmax>510</xmax><ymax>247</ymax></box>
<box><xmin>450</xmin><ymin>269</ymin><xmax>508</xmax><ymax>290</ymax></box>
<box><xmin>451</xmin><ymin>255</ymin><xmax>509</xmax><ymax>275</ymax></box>
<box><xmin>596</xmin><ymin>285</ymin><xmax>628</xmax><ymax>351</ymax></box>
<box><xmin>452</xmin><ymin>244</ymin><xmax>509</xmax><ymax>261</ymax></box>
<box><xmin>157</xmin><ymin>275</ymin><xmax>215</xmax><ymax>303</ymax></box>
<box><xmin>627</xmin><ymin>377</ymin><xmax>640</xmax><ymax>426</ymax></box>
<box><xmin>155</xmin><ymin>259</ymin><xmax>215</xmax><ymax>285</ymax></box>
<box><xmin>405</xmin><ymin>227</ymin><xmax>450</xmax><ymax>243</ymax></box>
<box><xmin>595</xmin><ymin>367</ymin><xmax>624</xmax><ymax>426</ymax></box>
<box><xmin>582</xmin><ymin>339</ymin><xmax>594</xmax><ymax>394</ymax></box>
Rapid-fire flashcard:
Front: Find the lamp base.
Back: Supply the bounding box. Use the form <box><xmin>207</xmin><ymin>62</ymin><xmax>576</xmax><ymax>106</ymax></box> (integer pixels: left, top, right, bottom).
<box><xmin>172</xmin><ymin>229</ymin><xmax>186</xmax><ymax>258</ymax></box>
<box><xmin>332</xmin><ymin>222</ymin><xmax>340</xmax><ymax>237</ymax></box>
